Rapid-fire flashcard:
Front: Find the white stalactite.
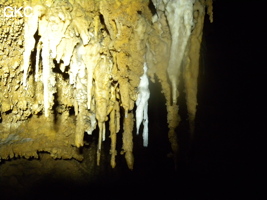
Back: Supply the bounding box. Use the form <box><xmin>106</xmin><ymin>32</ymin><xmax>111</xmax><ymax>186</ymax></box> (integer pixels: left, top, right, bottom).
<box><xmin>164</xmin><ymin>0</ymin><xmax>195</xmax><ymax>104</ymax></box>
<box><xmin>136</xmin><ymin>63</ymin><xmax>150</xmax><ymax>147</ymax></box>
<box><xmin>83</xmin><ymin>43</ymin><xmax>100</xmax><ymax>110</ymax></box>
<box><xmin>41</xmin><ymin>38</ymin><xmax>56</xmax><ymax>117</ymax></box>
<box><xmin>35</xmin><ymin>41</ymin><xmax>41</xmax><ymax>82</ymax></box>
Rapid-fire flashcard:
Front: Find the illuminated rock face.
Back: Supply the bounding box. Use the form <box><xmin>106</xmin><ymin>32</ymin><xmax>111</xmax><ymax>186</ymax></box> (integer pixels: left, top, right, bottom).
<box><xmin>0</xmin><ymin>0</ymin><xmax>212</xmax><ymax>169</ymax></box>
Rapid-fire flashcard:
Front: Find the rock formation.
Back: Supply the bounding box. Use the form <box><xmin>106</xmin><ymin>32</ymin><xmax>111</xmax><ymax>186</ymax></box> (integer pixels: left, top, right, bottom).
<box><xmin>0</xmin><ymin>0</ymin><xmax>213</xmax><ymax>170</ymax></box>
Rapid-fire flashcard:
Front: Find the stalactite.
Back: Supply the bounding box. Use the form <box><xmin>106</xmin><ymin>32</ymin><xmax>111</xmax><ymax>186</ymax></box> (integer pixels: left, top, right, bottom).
<box><xmin>41</xmin><ymin>37</ymin><xmax>56</xmax><ymax>117</ymax></box>
<box><xmin>183</xmin><ymin>0</ymin><xmax>206</xmax><ymax>136</ymax></box>
<box><xmin>109</xmin><ymin>106</ymin><xmax>117</xmax><ymax>168</ymax></box>
<box><xmin>22</xmin><ymin>4</ymin><xmax>44</xmax><ymax>88</ymax></box>
<box><xmin>83</xmin><ymin>43</ymin><xmax>100</xmax><ymax>110</ymax></box>
<box><xmin>122</xmin><ymin>112</ymin><xmax>134</xmax><ymax>170</ymax></box>
<box><xmin>165</xmin><ymin>0</ymin><xmax>195</xmax><ymax>105</ymax></box>
<box><xmin>136</xmin><ymin>63</ymin><xmax>150</xmax><ymax>147</ymax></box>
<box><xmin>150</xmin><ymin>0</ymin><xmax>210</xmax><ymax>165</ymax></box>
<box><xmin>95</xmin><ymin>55</ymin><xmax>111</xmax><ymax>165</ymax></box>
<box><xmin>73</xmin><ymin>43</ymin><xmax>88</xmax><ymax>147</ymax></box>
<box><xmin>206</xmin><ymin>0</ymin><xmax>214</xmax><ymax>23</ymax></box>
<box><xmin>35</xmin><ymin>41</ymin><xmax>41</xmax><ymax>82</ymax></box>
<box><xmin>109</xmin><ymin>97</ymin><xmax>120</xmax><ymax>168</ymax></box>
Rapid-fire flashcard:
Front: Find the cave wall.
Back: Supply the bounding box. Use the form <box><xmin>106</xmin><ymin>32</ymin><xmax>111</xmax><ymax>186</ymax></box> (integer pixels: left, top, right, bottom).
<box><xmin>0</xmin><ymin>0</ymin><xmax>212</xmax><ymax>169</ymax></box>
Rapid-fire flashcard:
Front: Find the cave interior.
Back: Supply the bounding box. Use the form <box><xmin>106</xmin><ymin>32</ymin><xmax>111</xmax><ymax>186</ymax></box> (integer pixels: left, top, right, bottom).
<box><xmin>0</xmin><ymin>0</ymin><xmax>265</xmax><ymax>199</ymax></box>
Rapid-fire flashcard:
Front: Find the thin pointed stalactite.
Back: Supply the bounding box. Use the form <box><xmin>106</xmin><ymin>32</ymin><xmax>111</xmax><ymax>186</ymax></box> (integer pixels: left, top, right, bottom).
<box><xmin>109</xmin><ymin>107</ymin><xmax>117</xmax><ymax>168</ymax></box>
<box><xmin>183</xmin><ymin>0</ymin><xmax>206</xmax><ymax>137</ymax></box>
<box><xmin>122</xmin><ymin>112</ymin><xmax>134</xmax><ymax>170</ymax></box>
<box><xmin>109</xmin><ymin>84</ymin><xmax>120</xmax><ymax>168</ymax></box>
